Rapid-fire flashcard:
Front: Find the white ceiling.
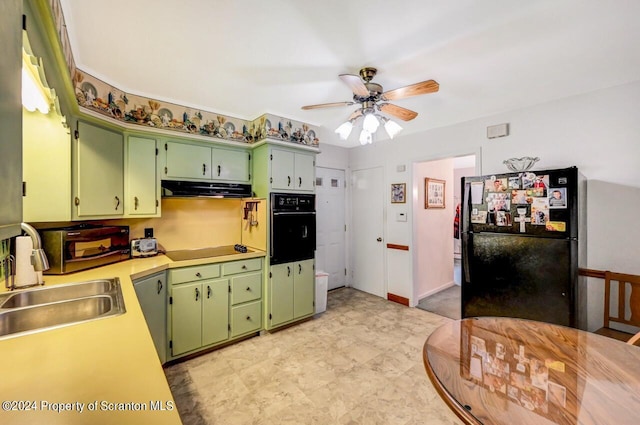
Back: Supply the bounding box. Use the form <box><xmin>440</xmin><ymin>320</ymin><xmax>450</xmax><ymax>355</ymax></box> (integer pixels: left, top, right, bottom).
<box><xmin>59</xmin><ymin>0</ymin><xmax>640</xmax><ymax>148</ymax></box>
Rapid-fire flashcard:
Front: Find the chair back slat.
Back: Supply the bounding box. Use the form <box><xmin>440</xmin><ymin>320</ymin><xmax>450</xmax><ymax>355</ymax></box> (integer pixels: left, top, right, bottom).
<box><xmin>605</xmin><ymin>271</ymin><xmax>640</xmax><ymax>328</ymax></box>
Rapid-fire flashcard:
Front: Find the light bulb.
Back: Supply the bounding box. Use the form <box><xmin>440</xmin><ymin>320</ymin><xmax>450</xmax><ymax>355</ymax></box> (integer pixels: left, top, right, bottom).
<box><xmin>334</xmin><ymin>121</ymin><xmax>353</xmax><ymax>140</ymax></box>
<box><xmin>362</xmin><ymin>113</ymin><xmax>380</xmax><ymax>133</ymax></box>
<box><xmin>384</xmin><ymin>119</ymin><xmax>403</xmax><ymax>139</ymax></box>
<box><xmin>359</xmin><ymin>129</ymin><xmax>372</xmax><ymax>145</ymax></box>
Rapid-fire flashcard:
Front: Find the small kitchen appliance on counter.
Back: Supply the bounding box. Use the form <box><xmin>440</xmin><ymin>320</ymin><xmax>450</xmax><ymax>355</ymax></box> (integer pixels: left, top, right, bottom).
<box><xmin>131</xmin><ymin>238</ymin><xmax>158</xmax><ymax>257</ymax></box>
<box><xmin>41</xmin><ymin>224</ymin><xmax>130</xmax><ymax>274</ymax></box>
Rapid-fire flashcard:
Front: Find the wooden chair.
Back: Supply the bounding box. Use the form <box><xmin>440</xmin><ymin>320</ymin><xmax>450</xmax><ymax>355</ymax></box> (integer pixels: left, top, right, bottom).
<box><xmin>594</xmin><ymin>271</ymin><xmax>640</xmax><ymax>342</ymax></box>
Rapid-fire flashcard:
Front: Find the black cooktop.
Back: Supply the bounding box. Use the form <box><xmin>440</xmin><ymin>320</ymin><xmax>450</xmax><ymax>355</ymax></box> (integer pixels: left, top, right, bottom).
<box><xmin>164</xmin><ymin>245</ymin><xmax>251</xmax><ymax>262</ymax></box>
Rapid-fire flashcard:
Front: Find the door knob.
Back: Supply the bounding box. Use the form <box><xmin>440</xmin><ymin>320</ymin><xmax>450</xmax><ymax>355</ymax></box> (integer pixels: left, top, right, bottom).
<box><xmin>376</xmin><ymin>237</ymin><xmax>382</xmax><ymax>242</ymax></box>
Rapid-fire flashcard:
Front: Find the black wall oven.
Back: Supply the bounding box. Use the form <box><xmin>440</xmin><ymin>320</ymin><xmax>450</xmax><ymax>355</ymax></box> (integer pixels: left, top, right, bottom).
<box><xmin>270</xmin><ymin>193</ymin><xmax>316</xmax><ymax>265</ymax></box>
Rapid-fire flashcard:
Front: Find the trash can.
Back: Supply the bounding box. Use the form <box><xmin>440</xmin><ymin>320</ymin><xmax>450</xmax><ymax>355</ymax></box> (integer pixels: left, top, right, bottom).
<box><xmin>315</xmin><ymin>271</ymin><xmax>329</xmax><ymax>314</ymax></box>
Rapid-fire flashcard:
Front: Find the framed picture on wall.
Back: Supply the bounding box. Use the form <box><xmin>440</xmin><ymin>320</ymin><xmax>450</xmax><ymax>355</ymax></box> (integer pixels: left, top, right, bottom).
<box><xmin>391</xmin><ymin>183</ymin><xmax>406</xmax><ymax>203</ymax></box>
<box><xmin>425</xmin><ymin>178</ymin><xmax>446</xmax><ymax>209</ymax></box>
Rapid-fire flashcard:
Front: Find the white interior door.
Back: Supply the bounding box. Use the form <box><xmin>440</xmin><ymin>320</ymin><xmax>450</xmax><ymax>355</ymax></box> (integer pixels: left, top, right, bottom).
<box><xmin>352</xmin><ymin>167</ymin><xmax>385</xmax><ymax>297</ymax></box>
<box><xmin>315</xmin><ymin>167</ymin><xmax>346</xmax><ymax>290</ymax></box>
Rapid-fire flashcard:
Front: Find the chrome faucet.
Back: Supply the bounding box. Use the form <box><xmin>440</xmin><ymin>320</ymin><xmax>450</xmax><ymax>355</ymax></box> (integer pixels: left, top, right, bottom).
<box><xmin>20</xmin><ymin>223</ymin><xmax>49</xmax><ymax>272</ymax></box>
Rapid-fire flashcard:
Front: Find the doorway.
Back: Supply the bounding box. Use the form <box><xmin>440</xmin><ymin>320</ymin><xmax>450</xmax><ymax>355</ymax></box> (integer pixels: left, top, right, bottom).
<box><xmin>315</xmin><ymin>167</ymin><xmax>346</xmax><ymax>290</ymax></box>
<box><xmin>414</xmin><ymin>155</ymin><xmax>476</xmax><ymax>319</ymax></box>
<box><xmin>352</xmin><ymin>167</ymin><xmax>385</xmax><ymax>297</ymax></box>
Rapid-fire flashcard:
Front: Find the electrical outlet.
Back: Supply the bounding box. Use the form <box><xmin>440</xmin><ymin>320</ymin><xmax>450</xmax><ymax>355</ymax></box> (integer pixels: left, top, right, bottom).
<box><xmin>144</xmin><ymin>228</ymin><xmax>154</xmax><ymax>238</ymax></box>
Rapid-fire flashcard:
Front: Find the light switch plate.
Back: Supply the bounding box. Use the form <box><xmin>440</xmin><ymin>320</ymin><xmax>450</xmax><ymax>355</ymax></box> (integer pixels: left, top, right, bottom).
<box><xmin>396</xmin><ymin>212</ymin><xmax>407</xmax><ymax>222</ymax></box>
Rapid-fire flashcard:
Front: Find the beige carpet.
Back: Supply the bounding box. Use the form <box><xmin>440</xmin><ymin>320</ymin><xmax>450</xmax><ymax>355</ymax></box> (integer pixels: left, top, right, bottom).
<box><xmin>416</xmin><ymin>285</ymin><xmax>461</xmax><ymax>320</ymax></box>
<box><xmin>164</xmin><ymin>287</ymin><xmax>463</xmax><ymax>425</ymax></box>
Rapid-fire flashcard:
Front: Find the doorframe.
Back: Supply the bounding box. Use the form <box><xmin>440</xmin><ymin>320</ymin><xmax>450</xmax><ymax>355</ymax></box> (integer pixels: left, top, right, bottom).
<box><xmin>315</xmin><ymin>165</ymin><xmax>349</xmax><ymax>289</ymax></box>
<box><xmin>409</xmin><ymin>148</ymin><xmax>482</xmax><ymax>306</ymax></box>
<box><xmin>349</xmin><ymin>165</ymin><xmax>387</xmax><ymax>296</ymax></box>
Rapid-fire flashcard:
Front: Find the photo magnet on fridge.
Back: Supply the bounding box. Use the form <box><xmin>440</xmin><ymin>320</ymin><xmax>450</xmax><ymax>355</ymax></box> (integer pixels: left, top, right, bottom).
<box><xmin>548</xmin><ymin>187</ymin><xmax>567</xmax><ymax>209</ymax></box>
<box><xmin>508</xmin><ymin>176</ymin><xmax>521</xmax><ymax>189</ymax></box>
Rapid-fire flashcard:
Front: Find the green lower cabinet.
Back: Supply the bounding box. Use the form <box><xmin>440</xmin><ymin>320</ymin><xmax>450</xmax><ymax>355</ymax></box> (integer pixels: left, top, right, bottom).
<box><xmin>269</xmin><ymin>264</ymin><xmax>295</xmax><ymax>327</ymax></box>
<box><xmin>268</xmin><ymin>259</ymin><xmax>315</xmax><ymax>329</ymax></box>
<box><xmin>202</xmin><ymin>279</ymin><xmax>230</xmax><ymax>346</ymax></box>
<box><xmin>171</xmin><ymin>282</ymin><xmax>203</xmax><ymax>356</ymax></box>
<box><xmin>230</xmin><ymin>300</ymin><xmax>262</xmax><ymax>338</ymax></box>
<box><xmin>293</xmin><ymin>259</ymin><xmax>315</xmax><ymax>318</ymax></box>
<box><xmin>168</xmin><ymin>258</ymin><xmax>264</xmax><ymax>360</ymax></box>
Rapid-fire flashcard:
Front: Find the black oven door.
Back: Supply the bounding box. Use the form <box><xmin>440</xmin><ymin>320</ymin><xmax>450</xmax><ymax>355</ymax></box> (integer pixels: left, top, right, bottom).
<box><xmin>271</xmin><ymin>212</ymin><xmax>316</xmax><ymax>264</ymax></box>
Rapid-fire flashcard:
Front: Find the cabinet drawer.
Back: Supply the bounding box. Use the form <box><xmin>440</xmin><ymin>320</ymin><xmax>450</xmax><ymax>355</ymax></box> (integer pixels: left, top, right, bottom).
<box><xmin>169</xmin><ymin>264</ymin><xmax>221</xmax><ymax>284</ymax></box>
<box><xmin>230</xmin><ymin>272</ymin><xmax>262</xmax><ymax>305</ymax></box>
<box><xmin>223</xmin><ymin>258</ymin><xmax>262</xmax><ymax>276</ymax></box>
<box><xmin>230</xmin><ymin>301</ymin><xmax>262</xmax><ymax>337</ymax></box>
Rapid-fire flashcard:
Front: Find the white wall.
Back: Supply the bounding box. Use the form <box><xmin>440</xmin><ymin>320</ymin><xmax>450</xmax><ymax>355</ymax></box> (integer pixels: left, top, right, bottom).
<box><xmin>348</xmin><ymin>80</ymin><xmax>640</xmax><ymax>316</ymax></box>
<box><xmin>413</xmin><ymin>159</ymin><xmax>454</xmax><ymax>301</ymax></box>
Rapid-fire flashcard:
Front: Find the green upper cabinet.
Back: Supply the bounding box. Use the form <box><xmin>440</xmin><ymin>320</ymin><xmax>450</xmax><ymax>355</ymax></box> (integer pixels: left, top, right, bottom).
<box><xmin>211</xmin><ymin>147</ymin><xmax>250</xmax><ymax>182</ymax></box>
<box><xmin>252</xmin><ymin>144</ymin><xmax>316</xmax><ymax>196</ymax></box>
<box><xmin>0</xmin><ymin>0</ymin><xmax>23</xmax><ymax>240</ymax></box>
<box><xmin>125</xmin><ymin>135</ymin><xmax>159</xmax><ymax>217</ymax></box>
<box><xmin>163</xmin><ymin>141</ymin><xmax>250</xmax><ymax>183</ymax></box>
<box><xmin>164</xmin><ymin>141</ymin><xmax>211</xmax><ymax>180</ymax></box>
<box><xmin>72</xmin><ymin>121</ymin><xmax>124</xmax><ymax>219</ymax></box>
<box><xmin>271</xmin><ymin>148</ymin><xmax>315</xmax><ymax>191</ymax></box>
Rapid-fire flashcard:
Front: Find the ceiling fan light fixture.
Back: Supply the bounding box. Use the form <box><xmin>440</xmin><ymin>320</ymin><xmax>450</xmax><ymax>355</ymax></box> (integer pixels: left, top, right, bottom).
<box><xmin>334</xmin><ymin>120</ymin><xmax>354</xmax><ymax>140</ymax></box>
<box><xmin>383</xmin><ymin>118</ymin><xmax>403</xmax><ymax>139</ymax></box>
<box><xmin>359</xmin><ymin>129</ymin><xmax>372</xmax><ymax>145</ymax></box>
<box><xmin>362</xmin><ymin>113</ymin><xmax>379</xmax><ymax>133</ymax></box>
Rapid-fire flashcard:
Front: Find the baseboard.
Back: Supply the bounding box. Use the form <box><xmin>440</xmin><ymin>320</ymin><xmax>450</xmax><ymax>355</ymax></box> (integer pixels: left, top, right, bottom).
<box><xmin>418</xmin><ymin>281</ymin><xmax>456</xmax><ymax>301</ymax></box>
<box><xmin>387</xmin><ymin>292</ymin><xmax>409</xmax><ymax>306</ymax></box>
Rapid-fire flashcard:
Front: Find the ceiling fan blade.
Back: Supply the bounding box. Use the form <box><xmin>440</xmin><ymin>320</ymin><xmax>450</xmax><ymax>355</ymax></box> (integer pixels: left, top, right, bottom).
<box><xmin>339</xmin><ymin>74</ymin><xmax>370</xmax><ymax>97</ymax></box>
<box><xmin>301</xmin><ymin>101</ymin><xmax>353</xmax><ymax>110</ymax></box>
<box><xmin>382</xmin><ymin>79</ymin><xmax>439</xmax><ymax>101</ymax></box>
<box><xmin>379</xmin><ymin>103</ymin><xmax>418</xmax><ymax>121</ymax></box>
<box><xmin>349</xmin><ymin>109</ymin><xmax>363</xmax><ymax>120</ymax></box>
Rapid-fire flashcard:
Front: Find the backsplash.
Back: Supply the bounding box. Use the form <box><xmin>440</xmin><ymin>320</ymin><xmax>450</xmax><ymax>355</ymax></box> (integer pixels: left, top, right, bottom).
<box><xmin>103</xmin><ymin>198</ymin><xmax>245</xmax><ymax>251</ymax></box>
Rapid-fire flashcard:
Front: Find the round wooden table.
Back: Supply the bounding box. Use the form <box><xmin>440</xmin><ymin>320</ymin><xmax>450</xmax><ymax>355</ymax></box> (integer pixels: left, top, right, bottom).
<box><xmin>423</xmin><ymin>317</ymin><xmax>640</xmax><ymax>425</ymax></box>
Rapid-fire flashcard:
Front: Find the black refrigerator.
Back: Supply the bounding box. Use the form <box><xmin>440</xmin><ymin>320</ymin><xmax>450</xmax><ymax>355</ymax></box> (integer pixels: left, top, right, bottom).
<box><xmin>461</xmin><ymin>166</ymin><xmax>587</xmax><ymax>329</ymax></box>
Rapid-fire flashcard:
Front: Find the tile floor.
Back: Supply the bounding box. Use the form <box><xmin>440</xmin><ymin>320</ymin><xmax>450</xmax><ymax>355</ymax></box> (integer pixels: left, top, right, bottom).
<box><xmin>164</xmin><ymin>288</ymin><xmax>463</xmax><ymax>425</ymax></box>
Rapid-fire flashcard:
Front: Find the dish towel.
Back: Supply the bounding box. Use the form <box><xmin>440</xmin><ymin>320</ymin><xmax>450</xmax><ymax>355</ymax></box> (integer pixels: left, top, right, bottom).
<box><xmin>453</xmin><ymin>204</ymin><xmax>461</xmax><ymax>239</ymax></box>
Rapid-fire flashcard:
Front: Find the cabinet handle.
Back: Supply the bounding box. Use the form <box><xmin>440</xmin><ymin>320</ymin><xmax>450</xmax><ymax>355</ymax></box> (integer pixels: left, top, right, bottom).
<box><xmin>242</xmin><ymin>265</ymin><xmax>247</xmax><ymax>270</ymax></box>
<box><xmin>217</xmin><ymin>165</ymin><xmax>221</xmax><ymax>176</ymax></box>
<box><xmin>195</xmin><ymin>272</ymin><xmax>202</xmax><ymax>278</ymax></box>
<box><xmin>246</xmin><ymin>286</ymin><xmax>251</xmax><ymax>291</ymax></box>
<box><xmin>134</xmin><ymin>196</ymin><xmax>139</xmax><ymax>210</ymax></box>
<box><xmin>157</xmin><ymin>280</ymin><xmax>162</xmax><ymax>294</ymax></box>
<box><xmin>287</xmin><ymin>266</ymin><xmax>291</xmax><ymax>277</ymax></box>
<box><xmin>203</xmin><ymin>164</ymin><xmax>207</xmax><ymax>176</ymax></box>
<box><xmin>246</xmin><ymin>316</ymin><xmax>251</xmax><ymax>321</ymax></box>
<box><xmin>299</xmin><ymin>177</ymin><xmax>302</xmax><ymax>187</ymax></box>
<box><xmin>299</xmin><ymin>263</ymin><xmax>302</xmax><ymax>274</ymax></box>
<box><xmin>207</xmin><ymin>285</ymin><xmax>212</xmax><ymax>298</ymax></box>
<box><xmin>287</xmin><ymin>176</ymin><xmax>291</xmax><ymax>187</ymax></box>
<box><xmin>114</xmin><ymin>196</ymin><xmax>120</xmax><ymax>210</ymax></box>
<box><xmin>195</xmin><ymin>287</ymin><xmax>200</xmax><ymax>301</ymax></box>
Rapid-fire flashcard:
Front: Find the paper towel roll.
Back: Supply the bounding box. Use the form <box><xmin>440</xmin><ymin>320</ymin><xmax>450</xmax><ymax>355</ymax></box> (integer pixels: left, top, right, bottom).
<box><xmin>15</xmin><ymin>236</ymin><xmax>39</xmax><ymax>288</ymax></box>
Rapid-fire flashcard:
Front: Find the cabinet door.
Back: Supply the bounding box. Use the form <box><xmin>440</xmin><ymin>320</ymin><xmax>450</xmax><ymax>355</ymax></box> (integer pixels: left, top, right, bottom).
<box><xmin>126</xmin><ymin>136</ymin><xmax>158</xmax><ymax>216</ymax></box>
<box><xmin>269</xmin><ymin>263</ymin><xmax>294</xmax><ymax>327</ymax></box>
<box><xmin>212</xmin><ymin>148</ymin><xmax>250</xmax><ymax>182</ymax></box>
<box><xmin>134</xmin><ymin>273</ymin><xmax>167</xmax><ymax>364</ymax></box>
<box><xmin>202</xmin><ymin>278</ymin><xmax>229</xmax><ymax>346</ymax></box>
<box><xmin>165</xmin><ymin>142</ymin><xmax>211</xmax><ymax>179</ymax></box>
<box><xmin>75</xmin><ymin>121</ymin><xmax>124</xmax><ymax>217</ymax></box>
<box><xmin>171</xmin><ymin>282</ymin><xmax>202</xmax><ymax>356</ymax></box>
<box><xmin>270</xmin><ymin>149</ymin><xmax>295</xmax><ymax>190</ymax></box>
<box><xmin>0</xmin><ymin>0</ymin><xmax>22</xmax><ymax>239</ymax></box>
<box><xmin>294</xmin><ymin>153</ymin><xmax>315</xmax><ymax>192</ymax></box>
<box><xmin>294</xmin><ymin>259</ymin><xmax>315</xmax><ymax>318</ymax></box>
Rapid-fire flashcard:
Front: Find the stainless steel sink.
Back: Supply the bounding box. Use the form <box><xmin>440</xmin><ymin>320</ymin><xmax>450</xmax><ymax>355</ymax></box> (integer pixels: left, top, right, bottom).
<box><xmin>0</xmin><ymin>278</ymin><xmax>126</xmax><ymax>339</ymax></box>
<box><xmin>0</xmin><ymin>279</ymin><xmax>116</xmax><ymax>308</ymax></box>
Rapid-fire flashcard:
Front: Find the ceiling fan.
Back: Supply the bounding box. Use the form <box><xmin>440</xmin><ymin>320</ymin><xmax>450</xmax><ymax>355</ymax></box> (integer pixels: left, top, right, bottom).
<box><xmin>301</xmin><ymin>67</ymin><xmax>439</xmax><ymax>143</ymax></box>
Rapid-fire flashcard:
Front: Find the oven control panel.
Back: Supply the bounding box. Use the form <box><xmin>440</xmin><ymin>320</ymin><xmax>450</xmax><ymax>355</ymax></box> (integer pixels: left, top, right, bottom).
<box><xmin>272</xmin><ymin>193</ymin><xmax>315</xmax><ymax>212</ymax></box>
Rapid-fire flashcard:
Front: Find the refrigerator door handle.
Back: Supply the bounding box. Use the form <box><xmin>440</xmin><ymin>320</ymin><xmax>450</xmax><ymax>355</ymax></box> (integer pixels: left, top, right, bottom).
<box><xmin>462</xmin><ymin>233</ymin><xmax>471</xmax><ymax>284</ymax></box>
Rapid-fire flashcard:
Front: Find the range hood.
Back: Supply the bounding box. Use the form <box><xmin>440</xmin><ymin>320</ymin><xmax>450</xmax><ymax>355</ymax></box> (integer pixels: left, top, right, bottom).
<box><xmin>161</xmin><ymin>180</ymin><xmax>252</xmax><ymax>198</ymax></box>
